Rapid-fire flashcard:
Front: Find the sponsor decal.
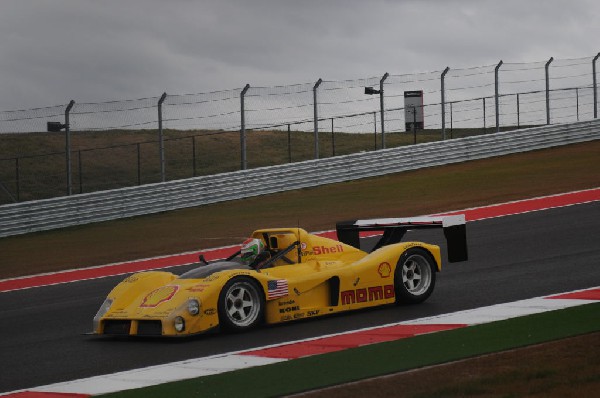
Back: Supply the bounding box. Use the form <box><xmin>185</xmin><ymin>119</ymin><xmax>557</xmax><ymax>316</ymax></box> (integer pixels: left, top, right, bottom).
<box><xmin>340</xmin><ymin>285</ymin><xmax>395</xmax><ymax>305</ymax></box>
<box><xmin>203</xmin><ymin>274</ymin><xmax>220</xmax><ymax>282</ymax></box>
<box><xmin>378</xmin><ymin>262</ymin><xmax>392</xmax><ymax>278</ymax></box>
<box><xmin>294</xmin><ymin>313</ymin><xmax>305</xmax><ymax>319</ymax></box>
<box><xmin>301</xmin><ymin>242</ymin><xmax>307</xmax><ymax>250</ymax></box>
<box><xmin>302</xmin><ymin>244</ymin><xmax>344</xmax><ymax>257</ymax></box>
<box><xmin>187</xmin><ymin>283</ymin><xmax>210</xmax><ymax>292</ymax></box>
<box><xmin>140</xmin><ymin>285</ymin><xmax>179</xmax><ymax>308</ymax></box>
<box><xmin>124</xmin><ymin>275</ymin><xmax>139</xmax><ymax>283</ymax></box>
<box><xmin>281</xmin><ymin>315</ymin><xmax>293</xmax><ymax>321</ymax></box>
<box><xmin>268</xmin><ymin>279</ymin><xmax>289</xmax><ymax>299</ymax></box>
<box><xmin>307</xmin><ymin>310</ymin><xmax>320</xmax><ymax>316</ymax></box>
<box><xmin>278</xmin><ymin>299</ymin><xmax>296</xmax><ymax>306</ymax></box>
<box><xmin>204</xmin><ymin>308</ymin><xmax>216</xmax><ymax>316</ymax></box>
<box><xmin>279</xmin><ymin>306</ymin><xmax>300</xmax><ymax>314</ymax></box>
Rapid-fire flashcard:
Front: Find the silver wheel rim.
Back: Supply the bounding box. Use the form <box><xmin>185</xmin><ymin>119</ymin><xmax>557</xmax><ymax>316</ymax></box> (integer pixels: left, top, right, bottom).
<box><xmin>224</xmin><ymin>281</ymin><xmax>260</xmax><ymax>327</ymax></box>
<box><xmin>401</xmin><ymin>254</ymin><xmax>432</xmax><ymax>296</ymax></box>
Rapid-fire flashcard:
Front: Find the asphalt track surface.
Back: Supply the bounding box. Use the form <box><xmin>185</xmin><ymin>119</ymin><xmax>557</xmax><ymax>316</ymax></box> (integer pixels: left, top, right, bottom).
<box><xmin>1</xmin><ymin>202</ymin><xmax>599</xmax><ymax>393</ymax></box>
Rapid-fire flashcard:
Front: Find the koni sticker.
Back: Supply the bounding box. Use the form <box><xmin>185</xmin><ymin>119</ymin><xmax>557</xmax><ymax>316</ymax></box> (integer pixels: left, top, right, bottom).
<box><xmin>140</xmin><ymin>285</ymin><xmax>179</xmax><ymax>308</ymax></box>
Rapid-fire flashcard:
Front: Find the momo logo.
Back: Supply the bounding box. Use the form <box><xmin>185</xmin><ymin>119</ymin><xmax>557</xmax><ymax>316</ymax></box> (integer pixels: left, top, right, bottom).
<box><xmin>140</xmin><ymin>285</ymin><xmax>179</xmax><ymax>308</ymax></box>
<box><xmin>340</xmin><ymin>285</ymin><xmax>395</xmax><ymax>305</ymax></box>
<box><xmin>378</xmin><ymin>262</ymin><xmax>392</xmax><ymax>278</ymax></box>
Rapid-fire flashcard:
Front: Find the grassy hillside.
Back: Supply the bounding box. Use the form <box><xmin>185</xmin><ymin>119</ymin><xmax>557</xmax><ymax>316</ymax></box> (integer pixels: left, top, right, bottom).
<box><xmin>0</xmin><ymin>139</ymin><xmax>598</xmax><ymax>278</ymax></box>
<box><xmin>0</xmin><ymin>127</ymin><xmax>502</xmax><ymax>203</ymax></box>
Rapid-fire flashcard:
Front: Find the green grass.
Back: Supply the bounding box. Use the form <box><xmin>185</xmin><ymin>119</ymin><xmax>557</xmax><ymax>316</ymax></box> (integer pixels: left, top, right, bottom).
<box><xmin>98</xmin><ymin>303</ymin><xmax>600</xmax><ymax>398</ymax></box>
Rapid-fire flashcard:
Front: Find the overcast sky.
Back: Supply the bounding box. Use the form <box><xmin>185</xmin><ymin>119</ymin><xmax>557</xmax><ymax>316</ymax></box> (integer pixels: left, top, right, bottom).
<box><xmin>1</xmin><ymin>0</ymin><xmax>599</xmax><ymax>111</ymax></box>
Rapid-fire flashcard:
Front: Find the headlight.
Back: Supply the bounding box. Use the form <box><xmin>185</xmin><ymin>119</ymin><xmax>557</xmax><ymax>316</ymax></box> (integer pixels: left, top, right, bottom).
<box><xmin>93</xmin><ymin>298</ymin><xmax>113</xmax><ymax>332</ymax></box>
<box><xmin>95</xmin><ymin>298</ymin><xmax>113</xmax><ymax>319</ymax></box>
<box><xmin>187</xmin><ymin>299</ymin><xmax>200</xmax><ymax>315</ymax></box>
<box><xmin>174</xmin><ymin>316</ymin><xmax>185</xmax><ymax>332</ymax></box>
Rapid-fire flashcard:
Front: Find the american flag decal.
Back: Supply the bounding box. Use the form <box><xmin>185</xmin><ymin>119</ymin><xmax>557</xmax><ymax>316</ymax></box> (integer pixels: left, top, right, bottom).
<box><xmin>267</xmin><ymin>279</ymin><xmax>289</xmax><ymax>299</ymax></box>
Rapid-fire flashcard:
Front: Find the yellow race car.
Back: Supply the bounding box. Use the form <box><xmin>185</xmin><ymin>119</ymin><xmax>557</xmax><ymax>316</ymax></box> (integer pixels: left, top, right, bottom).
<box><xmin>93</xmin><ymin>216</ymin><xmax>467</xmax><ymax>337</ymax></box>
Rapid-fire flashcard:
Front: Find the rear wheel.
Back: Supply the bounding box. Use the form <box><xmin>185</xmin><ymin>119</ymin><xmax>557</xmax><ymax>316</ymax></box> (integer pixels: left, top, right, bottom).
<box><xmin>218</xmin><ymin>277</ymin><xmax>264</xmax><ymax>331</ymax></box>
<box><xmin>394</xmin><ymin>248</ymin><xmax>437</xmax><ymax>304</ymax></box>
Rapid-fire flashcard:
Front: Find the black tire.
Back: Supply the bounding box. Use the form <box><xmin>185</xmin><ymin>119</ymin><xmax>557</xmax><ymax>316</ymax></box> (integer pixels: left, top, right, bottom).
<box><xmin>394</xmin><ymin>248</ymin><xmax>437</xmax><ymax>304</ymax></box>
<box><xmin>218</xmin><ymin>277</ymin><xmax>265</xmax><ymax>331</ymax></box>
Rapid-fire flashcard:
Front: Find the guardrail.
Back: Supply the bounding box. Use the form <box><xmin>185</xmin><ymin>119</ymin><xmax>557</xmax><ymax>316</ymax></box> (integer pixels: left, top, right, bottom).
<box><xmin>1</xmin><ymin>119</ymin><xmax>599</xmax><ymax>238</ymax></box>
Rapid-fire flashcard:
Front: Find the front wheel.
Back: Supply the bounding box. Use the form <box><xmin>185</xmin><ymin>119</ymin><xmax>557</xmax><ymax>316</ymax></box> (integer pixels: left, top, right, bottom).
<box><xmin>218</xmin><ymin>277</ymin><xmax>265</xmax><ymax>331</ymax></box>
<box><xmin>394</xmin><ymin>248</ymin><xmax>437</xmax><ymax>304</ymax></box>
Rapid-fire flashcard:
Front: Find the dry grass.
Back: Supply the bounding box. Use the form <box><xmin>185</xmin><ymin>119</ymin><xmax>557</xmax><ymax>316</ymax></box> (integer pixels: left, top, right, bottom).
<box><xmin>295</xmin><ymin>332</ymin><xmax>600</xmax><ymax>398</ymax></box>
<box><xmin>0</xmin><ymin>140</ymin><xmax>598</xmax><ymax>279</ymax></box>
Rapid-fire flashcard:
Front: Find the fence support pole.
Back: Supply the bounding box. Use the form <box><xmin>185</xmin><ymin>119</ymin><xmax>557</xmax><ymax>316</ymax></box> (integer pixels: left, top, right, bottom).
<box><xmin>158</xmin><ymin>92</ymin><xmax>167</xmax><ymax>181</ymax></box>
<box><xmin>331</xmin><ymin>118</ymin><xmax>335</xmax><ymax>156</ymax></box>
<box><xmin>192</xmin><ymin>136</ymin><xmax>197</xmax><ymax>177</ymax></box>
<box><xmin>15</xmin><ymin>158</ymin><xmax>20</xmax><ymax>202</ymax></box>
<box><xmin>593</xmin><ymin>52</ymin><xmax>600</xmax><ymax>119</ymax></box>
<box><xmin>379</xmin><ymin>72</ymin><xmax>389</xmax><ymax>149</ymax></box>
<box><xmin>137</xmin><ymin>143</ymin><xmax>141</xmax><ymax>185</ymax></box>
<box><xmin>545</xmin><ymin>57</ymin><xmax>553</xmax><ymax>125</ymax></box>
<box><xmin>78</xmin><ymin>150</ymin><xmax>83</xmax><ymax>194</ymax></box>
<box><xmin>240</xmin><ymin>84</ymin><xmax>250</xmax><ymax>170</ymax></box>
<box><xmin>576</xmin><ymin>87</ymin><xmax>580</xmax><ymax>121</ymax></box>
<box><xmin>287</xmin><ymin>124</ymin><xmax>292</xmax><ymax>163</ymax></box>
<box><xmin>441</xmin><ymin>67</ymin><xmax>450</xmax><ymax>140</ymax></box>
<box><xmin>65</xmin><ymin>100</ymin><xmax>75</xmax><ymax>196</ymax></box>
<box><xmin>483</xmin><ymin>97</ymin><xmax>486</xmax><ymax>132</ymax></box>
<box><xmin>313</xmin><ymin>79</ymin><xmax>323</xmax><ymax>159</ymax></box>
<box><xmin>450</xmin><ymin>102</ymin><xmax>453</xmax><ymax>138</ymax></box>
<box><xmin>495</xmin><ymin>60</ymin><xmax>503</xmax><ymax>133</ymax></box>
<box><xmin>373</xmin><ymin>112</ymin><xmax>377</xmax><ymax>150</ymax></box>
<box><xmin>517</xmin><ymin>93</ymin><xmax>520</xmax><ymax>128</ymax></box>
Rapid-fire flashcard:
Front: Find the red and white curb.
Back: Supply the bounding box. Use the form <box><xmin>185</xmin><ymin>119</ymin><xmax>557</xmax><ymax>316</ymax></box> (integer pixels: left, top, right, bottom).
<box><xmin>4</xmin><ymin>287</ymin><xmax>598</xmax><ymax>397</ymax></box>
<box><xmin>1</xmin><ymin>187</ymin><xmax>599</xmax><ymax>294</ymax></box>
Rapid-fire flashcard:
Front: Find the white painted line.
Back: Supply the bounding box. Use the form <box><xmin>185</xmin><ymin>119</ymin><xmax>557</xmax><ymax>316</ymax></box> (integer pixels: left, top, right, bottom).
<box><xmin>27</xmin><ymin>355</ymin><xmax>285</xmax><ymax>395</ymax></box>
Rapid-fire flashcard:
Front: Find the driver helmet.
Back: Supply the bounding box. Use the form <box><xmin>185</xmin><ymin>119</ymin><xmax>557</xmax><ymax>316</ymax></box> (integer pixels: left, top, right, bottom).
<box><xmin>241</xmin><ymin>238</ymin><xmax>265</xmax><ymax>265</ymax></box>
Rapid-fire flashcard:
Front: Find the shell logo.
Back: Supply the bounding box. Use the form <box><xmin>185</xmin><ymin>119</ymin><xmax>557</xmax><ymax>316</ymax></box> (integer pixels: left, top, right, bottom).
<box><xmin>140</xmin><ymin>285</ymin><xmax>179</xmax><ymax>308</ymax></box>
<box><xmin>378</xmin><ymin>262</ymin><xmax>392</xmax><ymax>278</ymax></box>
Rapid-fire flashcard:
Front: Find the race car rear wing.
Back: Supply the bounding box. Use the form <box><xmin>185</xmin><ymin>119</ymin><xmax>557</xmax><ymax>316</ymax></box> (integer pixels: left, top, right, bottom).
<box><xmin>336</xmin><ymin>215</ymin><xmax>468</xmax><ymax>263</ymax></box>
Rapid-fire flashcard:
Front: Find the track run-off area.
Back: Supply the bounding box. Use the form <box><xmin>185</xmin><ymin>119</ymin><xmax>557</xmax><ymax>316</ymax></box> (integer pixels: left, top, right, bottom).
<box><xmin>0</xmin><ymin>187</ymin><xmax>599</xmax><ymax>396</ymax></box>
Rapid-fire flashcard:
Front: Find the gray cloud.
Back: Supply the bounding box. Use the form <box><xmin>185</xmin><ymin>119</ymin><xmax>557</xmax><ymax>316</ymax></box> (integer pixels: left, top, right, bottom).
<box><xmin>1</xmin><ymin>0</ymin><xmax>599</xmax><ymax>110</ymax></box>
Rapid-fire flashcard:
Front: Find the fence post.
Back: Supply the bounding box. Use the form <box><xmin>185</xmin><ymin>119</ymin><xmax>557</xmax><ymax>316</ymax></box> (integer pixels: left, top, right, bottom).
<box><xmin>192</xmin><ymin>136</ymin><xmax>197</xmax><ymax>177</ymax></box>
<box><xmin>450</xmin><ymin>102</ymin><xmax>453</xmax><ymax>138</ymax></box>
<box><xmin>441</xmin><ymin>67</ymin><xmax>450</xmax><ymax>140</ymax></box>
<box><xmin>483</xmin><ymin>97</ymin><xmax>486</xmax><ymax>132</ymax></box>
<box><xmin>495</xmin><ymin>60</ymin><xmax>503</xmax><ymax>133</ymax></box>
<box><xmin>373</xmin><ymin>112</ymin><xmax>377</xmax><ymax>150</ymax></box>
<box><xmin>576</xmin><ymin>87</ymin><xmax>579</xmax><ymax>121</ymax></box>
<box><xmin>313</xmin><ymin>79</ymin><xmax>323</xmax><ymax>159</ymax></box>
<box><xmin>517</xmin><ymin>93</ymin><xmax>520</xmax><ymax>128</ymax></box>
<box><xmin>158</xmin><ymin>92</ymin><xmax>167</xmax><ymax>181</ymax></box>
<box><xmin>331</xmin><ymin>118</ymin><xmax>335</xmax><ymax>156</ymax></box>
<box><xmin>287</xmin><ymin>124</ymin><xmax>292</xmax><ymax>163</ymax></box>
<box><xmin>379</xmin><ymin>73</ymin><xmax>389</xmax><ymax>149</ymax></box>
<box><xmin>545</xmin><ymin>57</ymin><xmax>553</xmax><ymax>125</ymax></box>
<box><xmin>15</xmin><ymin>158</ymin><xmax>20</xmax><ymax>202</ymax></box>
<box><xmin>65</xmin><ymin>100</ymin><xmax>75</xmax><ymax>196</ymax></box>
<box><xmin>137</xmin><ymin>143</ymin><xmax>141</xmax><ymax>185</ymax></box>
<box><xmin>593</xmin><ymin>52</ymin><xmax>600</xmax><ymax>119</ymax></box>
<box><xmin>78</xmin><ymin>150</ymin><xmax>83</xmax><ymax>194</ymax></box>
<box><xmin>240</xmin><ymin>84</ymin><xmax>250</xmax><ymax>170</ymax></box>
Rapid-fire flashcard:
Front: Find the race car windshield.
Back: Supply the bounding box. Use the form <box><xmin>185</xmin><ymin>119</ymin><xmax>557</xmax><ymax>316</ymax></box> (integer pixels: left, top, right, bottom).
<box><xmin>179</xmin><ymin>261</ymin><xmax>251</xmax><ymax>279</ymax></box>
